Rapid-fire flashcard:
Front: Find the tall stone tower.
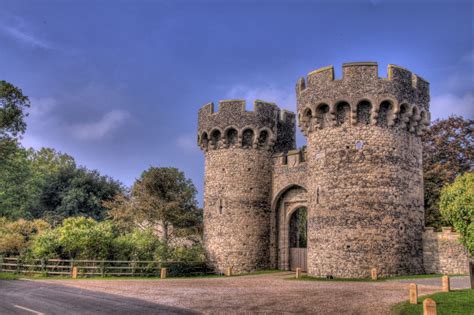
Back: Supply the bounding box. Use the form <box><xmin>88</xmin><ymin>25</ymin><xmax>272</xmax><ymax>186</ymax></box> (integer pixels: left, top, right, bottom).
<box><xmin>197</xmin><ymin>100</ymin><xmax>295</xmax><ymax>273</ymax></box>
<box><xmin>296</xmin><ymin>62</ymin><xmax>430</xmax><ymax>277</ymax></box>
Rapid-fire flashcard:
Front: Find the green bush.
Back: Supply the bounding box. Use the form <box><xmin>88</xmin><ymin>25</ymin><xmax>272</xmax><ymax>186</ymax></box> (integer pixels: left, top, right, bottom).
<box><xmin>113</xmin><ymin>228</ymin><xmax>168</xmax><ymax>261</ymax></box>
<box><xmin>0</xmin><ymin>217</ymin><xmax>50</xmax><ymax>256</ymax></box>
<box><xmin>32</xmin><ymin>217</ymin><xmax>115</xmax><ymax>260</ymax></box>
<box><xmin>439</xmin><ymin>172</ymin><xmax>474</xmax><ymax>254</ymax></box>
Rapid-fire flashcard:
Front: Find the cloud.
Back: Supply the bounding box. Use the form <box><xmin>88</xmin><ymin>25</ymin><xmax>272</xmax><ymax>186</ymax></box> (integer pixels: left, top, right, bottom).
<box><xmin>69</xmin><ymin>110</ymin><xmax>130</xmax><ymax>141</ymax></box>
<box><xmin>28</xmin><ymin>97</ymin><xmax>57</xmax><ymax>118</ymax></box>
<box><xmin>430</xmin><ymin>50</ymin><xmax>473</xmax><ymax>120</ymax></box>
<box><xmin>430</xmin><ymin>93</ymin><xmax>474</xmax><ymax>120</ymax></box>
<box><xmin>226</xmin><ymin>85</ymin><xmax>295</xmax><ymax>110</ymax></box>
<box><xmin>0</xmin><ymin>24</ymin><xmax>52</xmax><ymax>50</ymax></box>
<box><xmin>177</xmin><ymin>133</ymin><xmax>199</xmax><ymax>154</ymax></box>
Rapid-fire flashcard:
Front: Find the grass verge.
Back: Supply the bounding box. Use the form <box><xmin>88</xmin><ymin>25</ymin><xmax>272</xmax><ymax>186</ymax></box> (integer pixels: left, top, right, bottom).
<box><xmin>288</xmin><ymin>274</ymin><xmax>466</xmax><ymax>282</ymax></box>
<box><xmin>391</xmin><ymin>289</ymin><xmax>474</xmax><ymax>315</ymax></box>
<box><xmin>0</xmin><ymin>272</ymin><xmax>20</xmax><ymax>280</ymax></box>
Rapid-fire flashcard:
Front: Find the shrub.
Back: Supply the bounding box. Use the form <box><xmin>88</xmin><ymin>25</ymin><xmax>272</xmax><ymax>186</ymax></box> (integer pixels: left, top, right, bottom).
<box><xmin>32</xmin><ymin>217</ymin><xmax>115</xmax><ymax>260</ymax></box>
<box><xmin>439</xmin><ymin>172</ymin><xmax>474</xmax><ymax>254</ymax></box>
<box><xmin>0</xmin><ymin>217</ymin><xmax>50</xmax><ymax>256</ymax></box>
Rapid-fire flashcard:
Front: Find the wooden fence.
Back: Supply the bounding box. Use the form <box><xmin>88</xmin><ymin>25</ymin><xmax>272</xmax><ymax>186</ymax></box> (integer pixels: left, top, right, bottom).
<box><xmin>0</xmin><ymin>256</ymin><xmax>213</xmax><ymax>277</ymax></box>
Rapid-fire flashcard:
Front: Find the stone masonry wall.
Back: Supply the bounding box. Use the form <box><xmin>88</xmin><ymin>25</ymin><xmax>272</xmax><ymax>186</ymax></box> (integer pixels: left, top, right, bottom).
<box><xmin>297</xmin><ymin>62</ymin><xmax>429</xmax><ymax>278</ymax></box>
<box><xmin>198</xmin><ymin>100</ymin><xmax>295</xmax><ymax>274</ymax></box>
<box><xmin>423</xmin><ymin>227</ymin><xmax>471</xmax><ymax>274</ymax></box>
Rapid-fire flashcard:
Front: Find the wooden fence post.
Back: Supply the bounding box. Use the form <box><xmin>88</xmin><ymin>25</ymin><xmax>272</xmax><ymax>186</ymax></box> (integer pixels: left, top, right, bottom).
<box><xmin>371</xmin><ymin>268</ymin><xmax>377</xmax><ymax>281</ymax></box>
<box><xmin>469</xmin><ymin>261</ymin><xmax>474</xmax><ymax>289</ymax></box>
<box><xmin>160</xmin><ymin>268</ymin><xmax>167</xmax><ymax>279</ymax></box>
<box><xmin>423</xmin><ymin>298</ymin><xmax>437</xmax><ymax>315</ymax></box>
<box><xmin>295</xmin><ymin>267</ymin><xmax>301</xmax><ymax>279</ymax></box>
<box><xmin>71</xmin><ymin>266</ymin><xmax>78</xmax><ymax>279</ymax></box>
<box><xmin>225</xmin><ymin>266</ymin><xmax>233</xmax><ymax>277</ymax></box>
<box><xmin>442</xmin><ymin>275</ymin><xmax>450</xmax><ymax>292</ymax></box>
<box><xmin>100</xmin><ymin>260</ymin><xmax>105</xmax><ymax>277</ymax></box>
<box><xmin>0</xmin><ymin>255</ymin><xmax>3</xmax><ymax>272</ymax></box>
<box><xmin>409</xmin><ymin>283</ymin><xmax>418</xmax><ymax>304</ymax></box>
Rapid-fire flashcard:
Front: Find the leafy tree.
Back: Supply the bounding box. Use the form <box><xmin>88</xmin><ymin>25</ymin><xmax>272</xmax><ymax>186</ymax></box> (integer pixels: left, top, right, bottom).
<box><xmin>0</xmin><ymin>217</ymin><xmax>50</xmax><ymax>256</ymax></box>
<box><xmin>33</xmin><ymin>166</ymin><xmax>123</xmax><ymax>224</ymax></box>
<box><xmin>0</xmin><ymin>145</ymin><xmax>41</xmax><ymax>219</ymax></box>
<box><xmin>0</xmin><ymin>81</ymin><xmax>30</xmax><ymax>164</ymax></box>
<box><xmin>110</xmin><ymin>167</ymin><xmax>201</xmax><ymax>242</ymax></box>
<box><xmin>439</xmin><ymin>172</ymin><xmax>474</xmax><ymax>255</ymax></box>
<box><xmin>422</xmin><ymin>116</ymin><xmax>474</xmax><ymax>228</ymax></box>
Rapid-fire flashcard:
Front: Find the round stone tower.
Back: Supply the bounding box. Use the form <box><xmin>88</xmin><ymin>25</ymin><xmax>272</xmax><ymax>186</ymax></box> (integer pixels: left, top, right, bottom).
<box><xmin>296</xmin><ymin>62</ymin><xmax>430</xmax><ymax>277</ymax></box>
<box><xmin>197</xmin><ymin>99</ymin><xmax>295</xmax><ymax>273</ymax></box>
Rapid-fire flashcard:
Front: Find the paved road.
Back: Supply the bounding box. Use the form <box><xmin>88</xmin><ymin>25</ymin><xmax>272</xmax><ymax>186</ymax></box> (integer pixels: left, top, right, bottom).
<box><xmin>0</xmin><ymin>280</ymin><xmax>196</xmax><ymax>315</ymax></box>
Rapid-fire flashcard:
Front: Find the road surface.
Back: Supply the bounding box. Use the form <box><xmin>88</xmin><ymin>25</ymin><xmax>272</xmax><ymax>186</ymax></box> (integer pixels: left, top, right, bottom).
<box><xmin>0</xmin><ymin>279</ymin><xmax>195</xmax><ymax>315</ymax></box>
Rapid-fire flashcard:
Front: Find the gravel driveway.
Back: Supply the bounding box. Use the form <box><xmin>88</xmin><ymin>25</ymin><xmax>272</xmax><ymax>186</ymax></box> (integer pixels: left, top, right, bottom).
<box><xmin>38</xmin><ymin>272</ymin><xmax>471</xmax><ymax>314</ymax></box>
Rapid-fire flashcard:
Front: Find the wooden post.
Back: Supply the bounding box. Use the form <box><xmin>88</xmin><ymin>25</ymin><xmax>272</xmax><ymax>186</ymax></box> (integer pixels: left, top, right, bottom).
<box><xmin>442</xmin><ymin>275</ymin><xmax>450</xmax><ymax>292</ymax></box>
<box><xmin>409</xmin><ymin>283</ymin><xmax>418</xmax><ymax>304</ymax></box>
<box><xmin>71</xmin><ymin>266</ymin><xmax>78</xmax><ymax>279</ymax></box>
<box><xmin>423</xmin><ymin>298</ymin><xmax>437</xmax><ymax>315</ymax></box>
<box><xmin>371</xmin><ymin>268</ymin><xmax>377</xmax><ymax>281</ymax></box>
<box><xmin>295</xmin><ymin>267</ymin><xmax>301</xmax><ymax>279</ymax></box>
<box><xmin>225</xmin><ymin>266</ymin><xmax>233</xmax><ymax>277</ymax></box>
<box><xmin>469</xmin><ymin>261</ymin><xmax>474</xmax><ymax>289</ymax></box>
<box><xmin>160</xmin><ymin>268</ymin><xmax>167</xmax><ymax>279</ymax></box>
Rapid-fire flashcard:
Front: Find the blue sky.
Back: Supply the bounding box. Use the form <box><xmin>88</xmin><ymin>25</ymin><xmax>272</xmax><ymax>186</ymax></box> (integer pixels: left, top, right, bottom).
<box><xmin>1</xmin><ymin>0</ymin><xmax>472</xmax><ymax>203</ymax></box>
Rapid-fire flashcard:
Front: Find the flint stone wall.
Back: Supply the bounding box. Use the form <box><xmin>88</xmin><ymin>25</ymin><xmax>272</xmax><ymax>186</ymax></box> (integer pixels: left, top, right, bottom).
<box><xmin>423</xmin><ymin>227</ymin><xmax>471</xmax><ymax>274</ymax></box>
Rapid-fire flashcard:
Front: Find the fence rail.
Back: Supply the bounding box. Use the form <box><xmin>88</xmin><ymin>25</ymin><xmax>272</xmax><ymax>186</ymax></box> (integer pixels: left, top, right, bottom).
<box><xmin>0</xmin><ymin>256</ymin><xmax>214</xmax><ymax>277</ymax></box>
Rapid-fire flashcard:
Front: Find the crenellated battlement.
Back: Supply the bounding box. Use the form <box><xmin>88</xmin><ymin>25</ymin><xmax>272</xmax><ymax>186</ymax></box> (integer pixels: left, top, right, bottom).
<box><xmin>272</xmin><ymin>147</ymin><xmax>307</xmax><ymax>167</ymax></box>
<box><xmin>296</xmin><ymin>62</ymin><xmax>430</xmax><ymax>137</ymax></box>
<box><xmin>198</xmin><ymin>100</ymin><xmax>296</xmax><ymax>152</ymax></box>
<box><xmin>297</xmin><ymin>63</ymin><xmax>429</xmax><ymax>96</ymax></box>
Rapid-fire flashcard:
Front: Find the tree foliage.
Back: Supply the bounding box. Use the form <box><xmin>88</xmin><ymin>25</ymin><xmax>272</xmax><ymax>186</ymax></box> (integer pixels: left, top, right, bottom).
<box><xmin>422</xmin><ymin>116</ymin><xmax>474</xmax><ymax>227</ymax></box>
<box><xmin>33</xmin><ymin>166</ymin><xmax>123</xmax><ymax>224</ymax></box>
<box><xmin>439</xmin><ymin>172</ymin><xmax>474</xmax><ymax>255</ymax></box>
<box><xmin>0</xmin><ymin>80</ymin><xmax>30</xmax><ymax>140</ymax></box>
<box><xmin>108</xmin><ymin>167</ymin><xmax>202</xmax><ymax>242</ymax></box>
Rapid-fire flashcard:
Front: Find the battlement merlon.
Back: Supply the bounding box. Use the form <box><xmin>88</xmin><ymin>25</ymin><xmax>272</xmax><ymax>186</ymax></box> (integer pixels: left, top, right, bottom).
<box><xmin>198</xmin><ymin>99</ymin><xmax>294</xmax><ymax>134</ymax></box>
<box><xmin>296</xmin><ymin>62</ymin><xmax>430</xmax><ymax>111</ymax></box>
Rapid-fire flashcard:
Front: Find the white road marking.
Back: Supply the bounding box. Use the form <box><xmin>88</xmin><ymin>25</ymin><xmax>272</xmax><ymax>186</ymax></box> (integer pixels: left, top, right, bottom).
<box><xmin>13</xmin><ymin>305</ymin><xmax>45</xmax><ymax>315</ymax></box>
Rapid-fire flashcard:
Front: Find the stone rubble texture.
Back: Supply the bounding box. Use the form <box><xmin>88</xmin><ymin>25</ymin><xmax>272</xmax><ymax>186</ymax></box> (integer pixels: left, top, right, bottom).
<box><xmin>197</xmin><ymin>62</ymin><xmax>469</xmax><ymax>277</ymax></box>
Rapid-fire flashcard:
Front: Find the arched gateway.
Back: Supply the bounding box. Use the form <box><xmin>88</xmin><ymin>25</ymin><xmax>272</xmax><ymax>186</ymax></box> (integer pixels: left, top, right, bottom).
<box><xmin>271</xmin><ymin>184</ymin><xmax>308</xmax><ymax>271</ymax></box>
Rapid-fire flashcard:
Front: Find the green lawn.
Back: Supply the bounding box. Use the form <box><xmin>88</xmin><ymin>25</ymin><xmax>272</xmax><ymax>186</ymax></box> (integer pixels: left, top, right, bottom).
<box><xmin>0</xmin><ymin>272</ymin><xmax>20</xmax><ymax>280</ymax></box>
<box><xmin>0</xmin><ymin>269</ymin><xmax>281</xmax><ymax>281</ymax></box>
<box><xmin>391</xmin><ymin>289</ymin><xmax>474</xmax><ymax>315</ymax></box>
<box><xmin>289</xmin><ymin>274</ymin><xmax>466</xmax><ymax>282</ymax></box>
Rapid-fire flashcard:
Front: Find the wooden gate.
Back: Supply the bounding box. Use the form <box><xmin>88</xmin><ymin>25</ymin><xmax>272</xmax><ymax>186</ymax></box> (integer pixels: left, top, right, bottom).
<box><xmin>290</xmin><ymin>248</ymin><xmax>307</xmax><ymax>271</ymax></box>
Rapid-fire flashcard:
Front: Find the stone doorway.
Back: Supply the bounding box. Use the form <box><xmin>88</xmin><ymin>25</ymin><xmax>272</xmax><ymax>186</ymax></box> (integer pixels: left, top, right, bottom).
<box><xmin>289</xmin><ymin>207</ymin><xmax>307</xmax><ymax>271</ymax></box>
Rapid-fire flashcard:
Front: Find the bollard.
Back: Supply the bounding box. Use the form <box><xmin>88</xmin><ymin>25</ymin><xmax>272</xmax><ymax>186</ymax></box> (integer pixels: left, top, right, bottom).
<box><xmin>423</xmin><ymin>298</ymin><xmax>437</xmax><ymax>315</ymax></box>
<box><xmin>71</xmin><ymin>266</ymin><xmax>78</xmax><ymax>279</ymax></box>
<box><xmin>225</xmin><ymin>266</ymin><xmax>233</xmax><ymax>277</ymax></box>
<box><xmin>409</xmin><ymin>283</ymin><xmax>418</xmax><ymax>304</ymax></box>
<box><xmin>160</xmin><ymin>268</ymin><xmax>167</xmax><ymax>279</ymax></box>
<box><xmin>370</xmin><ymin>268</ymin><xmax>377</xmax><ymax>281</ymax></box>
<box><xmin>295</xmin><ymin>267</ymin><xmax>301</xmax><ymax>279</ymax></box>
<box><xmin>442</xmin><ymin>275</ymin><xmax>450</xmax><ymax>292</ymax></box>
